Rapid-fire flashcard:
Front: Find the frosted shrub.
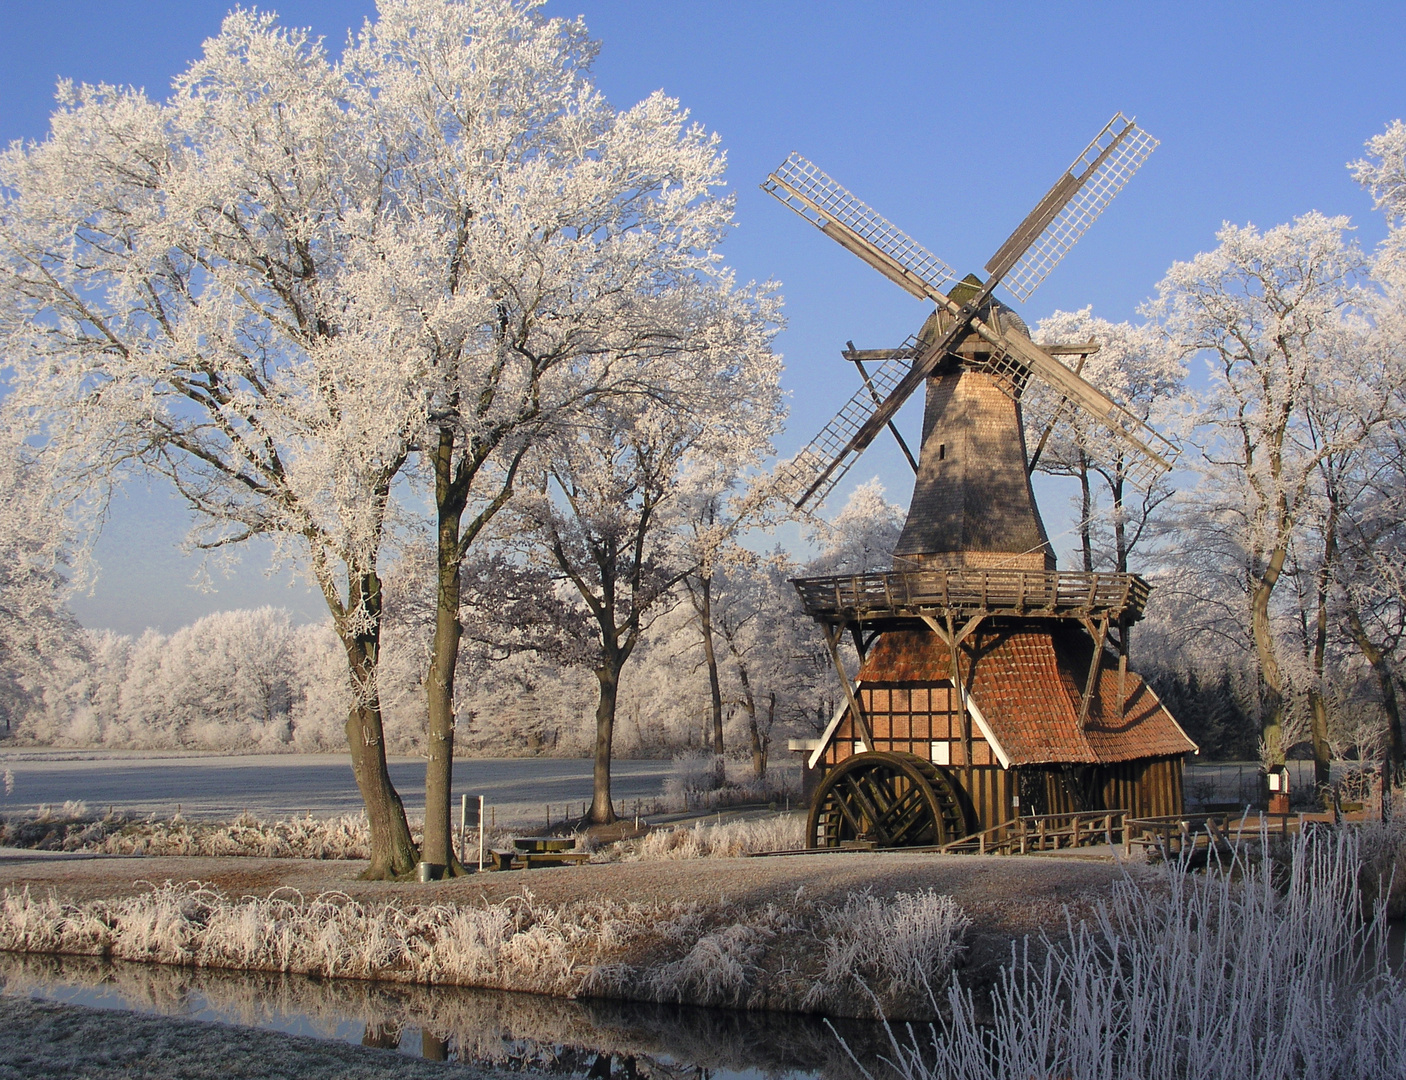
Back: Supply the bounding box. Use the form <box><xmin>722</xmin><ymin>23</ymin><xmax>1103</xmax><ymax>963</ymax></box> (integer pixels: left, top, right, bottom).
<box><xmin>806</xmin><ymin>890</ymin><xmax>970</xmax><ymax>1014</ymax></box>
<box><xmin>629</xmin><ymin>815</ymin><xmax>806</xmax><ymax>860</ymax></box>
<box><xmin>1358</xmin><ymin>812</ymin><xmax>1406</xmax><ymax>918</ymax></box>
<box><xmin>661</xmin><ymin>754</ymin><xmax>799</xmax><ymax>812</ymax></box>
<box><xmin>879</xmin><ymin>827</ymin><xmax>1406</xmax><ymax>1080</ymax></box>
<box><xmin>0</xmin><ymin>809</ymin><xmax>375</xmax><ymax>859</ymax></box>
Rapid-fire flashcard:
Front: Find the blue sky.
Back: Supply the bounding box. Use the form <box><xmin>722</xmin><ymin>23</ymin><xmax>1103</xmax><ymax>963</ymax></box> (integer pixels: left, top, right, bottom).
<box><xmin>2</xmin><ymin>1</ymin><xmax>1403</xmax><ymax>634</ymax></box>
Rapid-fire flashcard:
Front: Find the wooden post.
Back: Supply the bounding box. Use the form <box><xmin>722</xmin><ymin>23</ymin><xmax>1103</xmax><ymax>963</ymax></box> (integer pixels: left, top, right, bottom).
<box><xmin>819</xmin><ymin>621</ymin><xmax>875</xmax><ymax>750</ymax></box>
<box><xmin>1077</xmin><ymin>617</ymin><xmax>1109</xmax><ymax>730</ymax></box>
<box><xmin>920</xmin><ymin>613</ymin><xmax>984</xmax><ymax>794</ymax></box>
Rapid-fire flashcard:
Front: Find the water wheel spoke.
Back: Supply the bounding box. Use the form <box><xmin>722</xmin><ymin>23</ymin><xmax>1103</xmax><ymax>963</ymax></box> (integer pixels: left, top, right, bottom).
<box><xmin>840</xmin><ymin>773</ymin><xmax>893</xmax><ymax>844</ymax></box>
<box><xmin>830</xmin><ymin>778</ymin><xmax>869</xmax><ymax>836</ymax></box>
<box><xmin>881</xmin><ymin>787</ymin><xmax>931</xmax><ymax>844</ymax></box>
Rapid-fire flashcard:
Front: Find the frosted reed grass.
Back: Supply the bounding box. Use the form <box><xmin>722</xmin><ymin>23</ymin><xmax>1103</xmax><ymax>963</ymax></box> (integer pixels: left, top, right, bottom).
<box><xmin>869</xmin><ymin>826</ymin><xmax>1405</xmax><ymax>1080</ymax></box>
<box><xmin>0</xmin><ymin>882</ymin><xmax>968</xmax><ymax>1016</ymax></box>
<box><xmin>624</xmin><ymin>814</ymin><xmax>806</xmax><ymax>860</ymax></box>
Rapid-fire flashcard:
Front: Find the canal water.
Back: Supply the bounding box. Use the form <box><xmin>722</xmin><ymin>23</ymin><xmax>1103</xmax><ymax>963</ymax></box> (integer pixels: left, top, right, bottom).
<box><xmin>0</xmin><ymin>951</ymin><xmax>899</xmax><ymax>1079</ymax></box>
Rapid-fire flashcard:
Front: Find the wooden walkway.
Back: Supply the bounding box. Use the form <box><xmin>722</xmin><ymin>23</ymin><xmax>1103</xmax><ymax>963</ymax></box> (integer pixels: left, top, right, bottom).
<box><xmin>792</xmin><ymin>568</ymin><xmax>1150</xmax><ymax>626</ymax></box>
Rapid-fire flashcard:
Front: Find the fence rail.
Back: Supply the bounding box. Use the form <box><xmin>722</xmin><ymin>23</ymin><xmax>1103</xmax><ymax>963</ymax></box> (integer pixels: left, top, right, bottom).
<box><xmin>1122</xmin><ymin>812</ymin><xmax>1301</xmax><ymax>859</ymax></box>
<box><xmin>939</xmin><ymin>810</ymin><xmax>1126</xmax><ymax>855</ymax></box>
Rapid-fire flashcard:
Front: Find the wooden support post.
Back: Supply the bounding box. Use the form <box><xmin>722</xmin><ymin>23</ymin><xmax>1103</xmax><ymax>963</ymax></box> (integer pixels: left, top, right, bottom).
<box><xmin>1117</xmin><ymin>616</ymin><xmax>1130</xmax><ymax>719</ymax></box>
<box><xmin>1077</xmin><ymin>617</ymin><xmax>1109</xmax><ymax>730</ymax></box>
<box><xmin>819</xmin><ymin>621</ymin><xmax>875</xmax><ymax>751</ymax></box>
<box><xmin>849</xmin><ymin>623</ymin><xmax>869</xmax><ymax>662</ymax></box>
<box><xmin>919</xmin><ymin>613</ymin><xmax>984</xmax><ymax>793</ymax></box>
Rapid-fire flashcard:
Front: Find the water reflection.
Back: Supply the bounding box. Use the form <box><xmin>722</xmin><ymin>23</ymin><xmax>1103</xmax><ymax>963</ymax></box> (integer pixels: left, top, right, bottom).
<box><xmin>0</xmin><ymin>952</ymin><xmax>896</xmax><ymax>1079</ymax></box>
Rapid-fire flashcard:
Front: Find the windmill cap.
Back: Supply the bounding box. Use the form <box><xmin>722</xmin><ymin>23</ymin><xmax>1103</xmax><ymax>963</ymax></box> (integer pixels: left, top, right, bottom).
<box><xmin>945</xmin><ymin>273</ymin><xmax>1028</xmax><ymax>337</ymax></box>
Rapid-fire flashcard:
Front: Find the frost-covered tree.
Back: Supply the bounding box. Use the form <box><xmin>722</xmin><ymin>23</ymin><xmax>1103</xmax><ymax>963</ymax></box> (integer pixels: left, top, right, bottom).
<box><xmin>1029</xmin><ymin>310</ymin><xmax>1182</xmax><ymax>574</ymax></box>
<box><xmin>0</xmin><ymin>0</ymin><xmax>776</xmax><ymax>873</ymax></box>
<box><xmin>511</xmin><ymin>322</ymin><xmax>781</xmax><ymax>823</ymax></box>
<box><xmin>357</xmin><ymin>0</ymin><xmax>783</xmax><ymax>865</ymax></box>
<box><xmin>1147</xmin><ymin>214</ymin><xmax>1375</xmax><ymax>774</ymax></box>
<box><xmin>0</xmin><ymin>441</ymin><xmax>84</xmax><ymax>734</ymax></box>
<box><xmin>805</xmin><ymin>478</ymin><xmax>905</xmax><ymax>576</ymax></box>
<box><xmin>1352</xmin><ymin>119</ymin><xmax>1406</xmax><ymax>278</ymax></box>
<box><xmin>707</xmin><ymin>551</ymin><xmax>819</xmax><ymax>778</ymax></box>
<box><xmin>0</xmin><ymin>8</ymin><xmax>452</xmax><ymax>875</ymax></box>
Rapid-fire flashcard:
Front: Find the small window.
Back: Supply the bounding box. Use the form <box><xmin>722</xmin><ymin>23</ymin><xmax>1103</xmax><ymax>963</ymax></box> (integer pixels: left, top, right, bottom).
<box><xmin>937</xmin><ymin>443</ymin><xmax>946</xmax><ymax>461</ymax></box>
<box><xmin>930</xmin><ymin>741</ymin><xmax>950</xmax><ymax>766</ymax></box>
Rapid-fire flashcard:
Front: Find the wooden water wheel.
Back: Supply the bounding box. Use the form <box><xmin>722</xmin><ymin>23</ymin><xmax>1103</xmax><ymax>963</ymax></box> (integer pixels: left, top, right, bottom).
<box><xmin>807</xmin><ymin>750</ymin><xmax>970</xmax><ymax>849</ymax></box>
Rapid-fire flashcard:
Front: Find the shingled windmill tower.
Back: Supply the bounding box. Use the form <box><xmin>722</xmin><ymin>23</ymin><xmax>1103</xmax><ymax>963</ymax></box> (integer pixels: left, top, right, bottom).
<box><xmin>767</xmin><ymin>115</ymin><xmax>1196</xmax><ymax>849</ymax></box>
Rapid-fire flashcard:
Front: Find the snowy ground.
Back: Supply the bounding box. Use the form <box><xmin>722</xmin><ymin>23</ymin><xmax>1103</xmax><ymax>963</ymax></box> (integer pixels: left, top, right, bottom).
<box><xmin>0</xmin><ymin>752</ymin><xmax>679</xmax><ymax>826</ymax></box>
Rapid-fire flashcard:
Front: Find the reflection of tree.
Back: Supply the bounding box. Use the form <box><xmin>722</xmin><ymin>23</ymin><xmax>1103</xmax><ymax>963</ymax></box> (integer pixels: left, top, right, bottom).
<box><xmin>420</xmin><ymin>1028</ymin><xmax>449</xmax><ymax>1061</ymax></box>
<box><xmin>0</xmin><ymin>952</ymin><xmax>897</xmax><ymax>1080</ymax></box>
<box><xmin>360</xmin><ymin>1021</ymin><xmax>400</xmax><ymax>1049</ymax></box>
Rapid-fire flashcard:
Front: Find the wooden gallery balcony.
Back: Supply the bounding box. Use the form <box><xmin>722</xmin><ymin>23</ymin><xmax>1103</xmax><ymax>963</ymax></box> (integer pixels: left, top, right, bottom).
<box><xmin>791</xmin><ymin>568</ymin><xmax>1151</xmax><ymax>628</ymax></box>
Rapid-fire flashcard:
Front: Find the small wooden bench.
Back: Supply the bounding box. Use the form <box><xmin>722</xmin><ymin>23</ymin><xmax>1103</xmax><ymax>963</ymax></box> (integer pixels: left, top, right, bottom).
<box><xmin>488</xmin><ymin>839</ymin><xmax>592</xmax><ymax>871</ymax></box>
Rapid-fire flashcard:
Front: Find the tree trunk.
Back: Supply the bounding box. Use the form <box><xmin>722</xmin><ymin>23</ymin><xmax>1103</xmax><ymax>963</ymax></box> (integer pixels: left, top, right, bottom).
<box><xmin>730</xmin><ymin>642</ymin><xmax>764</xmax><ymax>780</ymax></box>
<box><xmin>1303</xmin><ymin>502</ymin><xmax>1340</xmax><ymax>799</ymax></box>
<box><xmin>423</xmin><ymin>507</ymin><xmax>465</xmax><ymax>874</ymax></box>
<box><xmin>749</xmin><ymin>691</ymin><xmax>775</xmax><ymax>780</ymax></box>
<box><xmin>691</xmin><ymin>576</ymin><xmax>726</xmax><ymax>786</ymax></box>
<box><xmin>338</xmin><ymin>572</ymin><xmax>417</xmax><ymax>880</ymax></box>
<box><xmin>1251</xmin><ymin>545</ymin><xmax>1290</xmax><ymax>768</ymax></box>
<box><xmin>1344</xmin><ymin>606</ymin><xmax>1405</xmax><ymax>821</ymax></box>
<box><xmin>591</xmin><ymin>663</ymin><xmax>620</xmax><ymax>824</ymax></box>
<box><xmin>1078</xmin><ymin>453</ymin><xmax>1094</xmax><ymax>573</ymax></box>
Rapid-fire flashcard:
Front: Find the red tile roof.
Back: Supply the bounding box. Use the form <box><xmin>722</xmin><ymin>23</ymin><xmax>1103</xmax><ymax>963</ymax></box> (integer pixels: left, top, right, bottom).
<box><xmin>855</xmin><ymin>624</ymin><xmax>1196</xmax><ymax>765</ymax></box>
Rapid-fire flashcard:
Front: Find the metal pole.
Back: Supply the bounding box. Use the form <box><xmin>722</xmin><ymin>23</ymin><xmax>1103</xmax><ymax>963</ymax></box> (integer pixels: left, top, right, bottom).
<box><xmin>478</xmin><ymin>795</ymin><xmax>485</xmax><ymax>873</ymax></box>
<box><xmin>459</xmin><ymin>793</ymin><xmax>467</xmax><ymax>866</ymax></box>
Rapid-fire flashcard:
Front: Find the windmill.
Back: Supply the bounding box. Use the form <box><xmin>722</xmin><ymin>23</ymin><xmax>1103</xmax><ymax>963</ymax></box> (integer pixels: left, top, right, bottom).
<box><xmin>770</xmin><ymin>114</ymin><xmax>1197</xmax><ymax>851</ymax></box>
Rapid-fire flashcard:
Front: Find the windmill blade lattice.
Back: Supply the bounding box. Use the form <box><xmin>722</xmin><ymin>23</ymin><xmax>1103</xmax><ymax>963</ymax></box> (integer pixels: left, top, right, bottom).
<box><xmin>775</xmin><ymin>349</ymin><xmax>920</xmax><ymax>507</ymax></box>
<box><xmin>763</xmin><ymin>154</ymin><xmax>957</xmax><ymax>300</ymax></box>
<box><xmin>992</xmin><ymin>114</ymin><xmax>1159</xmax><ymax>303</ymax></box>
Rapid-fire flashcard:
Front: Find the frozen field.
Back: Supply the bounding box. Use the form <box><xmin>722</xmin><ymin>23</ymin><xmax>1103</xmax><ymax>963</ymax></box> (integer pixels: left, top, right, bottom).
<box><xmin>0</xmin><ymin>751</ymin><xmax>680</xmax><ymax>826</ymax></box>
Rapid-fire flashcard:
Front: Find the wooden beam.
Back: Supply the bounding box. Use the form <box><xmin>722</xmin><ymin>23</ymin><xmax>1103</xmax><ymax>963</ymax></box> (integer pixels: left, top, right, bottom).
<box><xmin>1077</xmin><ymin>617</ymin><xmax>1109</xmax><ymax>730</ymax></box>
<box><xmin>820</xmin><ymin>621</ymin><xmax>875</xmax><ymax>750</ymax></box>
<box><xmin>1117</xmin><ymin>616</ymin><xmax>1130</xmax><ymax>718</ymax></box>
<box><xmin>849</xmin><ymin>623</ymin><xmax>869</xmax><ymax>662</ymax></box>
<box><xmin>953</xmin><ymin>613</ymin><xmax>974</xmax><ymax>792</ymax></box>
<box><xmin>841</xmin><ymin>346</ymin><xmax>920</xmax><ymax>362</ymax></box>
<box><xmin>849</xmin><ymin>351</ymin><xmax>919</xmax><ymax>474</ymax></box>
<box><xmin>1041</xmin><ymin>341</ymin><xmax>1102</xmax><ymax>356</ymax></box>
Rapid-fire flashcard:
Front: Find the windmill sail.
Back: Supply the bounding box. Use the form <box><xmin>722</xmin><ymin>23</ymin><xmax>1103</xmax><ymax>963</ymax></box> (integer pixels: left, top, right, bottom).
<box><xmin>986</xmin><ymin>114</ymin><xmax>1159</xmax><ymax>303</ymax></box>
<box><xmin>775</xmin><ymin>350</ymin><xmax>920</xmax><ymax>507</ymax></box>
<box><xmin>763</xmin><ymin>154</ymin><xmax>957</xmax><ymax>300</ymax></box>
<box><xmin>965</xmin><ymin>325</ymin><xmax>1176</xmax><ymax>488</ymax></box>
